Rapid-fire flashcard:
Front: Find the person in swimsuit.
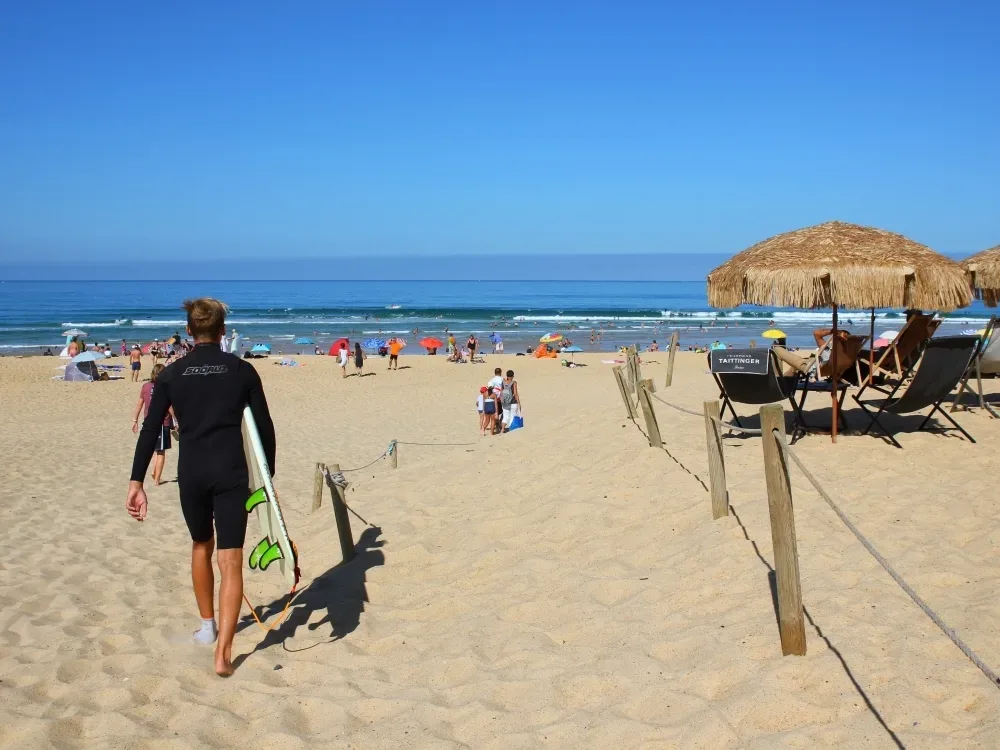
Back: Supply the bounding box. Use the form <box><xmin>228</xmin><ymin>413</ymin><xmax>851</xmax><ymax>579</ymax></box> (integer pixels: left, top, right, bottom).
<box><xmin>129</xmin><ymin>345</ymin><xmax>143</xmax><ymax>382</ymax></box>
<box><xmin>467</xmin><ymin>334</ymin><xmax>478</xmax><ymax>362</ymax></box>
<box><xmin>127</xmin><ymin>298</ymin><xmax>276</xmax><ymax>677</ymax></box>
<box><xmin>338</xmin><ymin>344</ymin><xmax>350</xmax><ymax>378</ymax></box>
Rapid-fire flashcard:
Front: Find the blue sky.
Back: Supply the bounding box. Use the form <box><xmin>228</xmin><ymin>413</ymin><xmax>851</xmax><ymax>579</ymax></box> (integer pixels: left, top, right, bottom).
<box><xmin>1</xmin><ymin>1</ymin><xmax>998</xmax><ymax>263</ymax></box>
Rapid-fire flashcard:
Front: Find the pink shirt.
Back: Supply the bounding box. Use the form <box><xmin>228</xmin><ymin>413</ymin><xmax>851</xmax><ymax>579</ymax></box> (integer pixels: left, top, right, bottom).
<box><xmin>140</xmin><ymin>382</ymin><xmax>172</xmax><ymax>426</ymax></box>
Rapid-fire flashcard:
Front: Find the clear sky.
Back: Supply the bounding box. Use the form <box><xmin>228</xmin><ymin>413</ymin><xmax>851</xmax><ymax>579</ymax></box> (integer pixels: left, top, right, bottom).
<box><xmin>1</xmin><ymin>1</ymin><xmax>998</xmax><ymax>263</ymax></box>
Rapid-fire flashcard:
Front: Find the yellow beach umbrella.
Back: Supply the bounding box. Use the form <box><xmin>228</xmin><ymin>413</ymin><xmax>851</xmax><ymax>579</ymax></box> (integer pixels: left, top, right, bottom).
<box><xmin>762</xmin><ymin>329</ymin><xmax>786</xmax><ymax>339</ymax></box>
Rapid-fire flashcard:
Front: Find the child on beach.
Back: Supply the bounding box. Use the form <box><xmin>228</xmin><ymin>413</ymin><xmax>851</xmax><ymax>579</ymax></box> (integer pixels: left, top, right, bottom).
<box><xmin>132</xmin><ymin>364</ymin><xmax>176</xmax><ymax>486</ymax></box>
<box><xmin>476</xmin><ymin>386</ymin><xmax>487</xmax><ymax>434</ymax></box>
<box><xmin>338</xmin><ymin>344</ymin><xmax>350</xmax><ymax>377</ymax></box>
<box><xmin>126</xmin><ymin>297</ymin><xmax>276</xmax><ymax>678</ymax></box>
<box><xmin>483</xmin><ymin>386</ymin><xmax>499</xmax><ymax>435</ymax></box>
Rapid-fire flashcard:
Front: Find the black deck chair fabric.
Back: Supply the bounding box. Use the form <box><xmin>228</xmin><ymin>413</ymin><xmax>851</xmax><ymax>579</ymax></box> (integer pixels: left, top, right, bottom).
<box><xmin>711</xmin><ymin>349</ymin><xmax>807</xmax><ymax>439</ymax></box>
<box><xmin>853</xmin><ymin>336</ymin><xmax>979</xmax><ymax>448</ymax></box>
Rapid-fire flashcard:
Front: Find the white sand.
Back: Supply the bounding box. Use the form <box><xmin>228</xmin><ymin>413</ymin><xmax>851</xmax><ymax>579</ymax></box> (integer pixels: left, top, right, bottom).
<box><xmin>1</xmin><ymin>352</ymin><xmax>999</xmax><ymax>748</ymax></box>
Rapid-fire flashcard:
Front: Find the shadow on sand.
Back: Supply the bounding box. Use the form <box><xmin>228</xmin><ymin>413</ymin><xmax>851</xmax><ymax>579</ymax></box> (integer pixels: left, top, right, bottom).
<box><xmin>234</xmin><ymin>526</ymin><xmax>386</xmax><ymax>666</ymax></box>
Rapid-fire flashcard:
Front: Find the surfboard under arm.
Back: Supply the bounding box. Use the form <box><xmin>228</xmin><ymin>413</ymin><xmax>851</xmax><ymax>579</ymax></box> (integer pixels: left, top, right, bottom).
<box><xmin>242</xmin><ymin>406</ymin><xmax>296</xmax><ymax>585</ymax></box>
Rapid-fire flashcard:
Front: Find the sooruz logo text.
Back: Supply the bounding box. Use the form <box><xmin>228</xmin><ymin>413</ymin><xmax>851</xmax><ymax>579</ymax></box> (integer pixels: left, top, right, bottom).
<box><xmin>183</xmin><ymin>365</ymin><xmax>229</xmax><ymax>376</ymax></box>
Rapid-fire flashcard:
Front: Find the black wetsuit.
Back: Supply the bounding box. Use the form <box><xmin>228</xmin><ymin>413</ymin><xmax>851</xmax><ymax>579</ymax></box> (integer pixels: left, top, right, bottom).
<box><xmin>130</xmin><ymin>343</ymin><xmax>276</xmax><ymax>549</ymax></box>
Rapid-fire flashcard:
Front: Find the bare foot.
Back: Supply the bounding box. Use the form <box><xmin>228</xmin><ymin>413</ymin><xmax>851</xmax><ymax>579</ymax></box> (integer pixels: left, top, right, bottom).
<box><xmin>215</xmin><ymin>648</ymin><xmax>234</xmax><ymax>677</ymax></box>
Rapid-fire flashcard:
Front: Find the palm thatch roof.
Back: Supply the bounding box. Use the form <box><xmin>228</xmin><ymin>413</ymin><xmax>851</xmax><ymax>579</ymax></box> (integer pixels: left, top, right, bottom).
<box><xmin>963</xmin><ymin>244</ymin><xmax>1000</xmax><ymax>307</ymax></box>
<box><xmin>707</xmin><ymin>221</ymin><xmax>972</xmax><ymax>311</ymax></box>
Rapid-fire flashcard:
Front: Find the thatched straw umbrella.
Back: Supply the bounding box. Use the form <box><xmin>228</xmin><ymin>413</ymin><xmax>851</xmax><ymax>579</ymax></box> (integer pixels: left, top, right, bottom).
<box><xmin>708</xmin><ymin>221</ymin><xmax>971</xmax><ymax>441</ymax></box>
<box><xmin>963</xmin><ymin>244</ymin><xmax>1000</xmax><ymax>307</ymax></box>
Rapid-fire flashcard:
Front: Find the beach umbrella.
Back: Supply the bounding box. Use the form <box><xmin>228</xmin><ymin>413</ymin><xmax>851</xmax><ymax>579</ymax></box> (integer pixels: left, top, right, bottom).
<box><xmin>563</xmin><ymin>345</ymin><xmax>583</xmax><ymax>359</ymax></box>
<box><xmin>873</xmin><ymin>338</ymin><xmax>890</xmax><ymax>348</ymax></box>
<box><xmin>62</xmin><ymin>329</ymin><xmax>87</xmax><ymax>337</ymax></box>
<box><xmin>540</xmin><ymin>332</ymin><xmax>563</xmax><ymax>344</ymax></box>
<box><xmin>878</xmin><ymin>330</ymin><xmax>899</xmax><ymax>341</ymax></box>
<box><xmin>328</xmin><ymin>338</ymin><xmax>350</xmax><ymax>355</ymax></box>
<box><xmin>962</xmin><ymin>244</ymin><xmax>1000</xmax><ymax>307</ymax></box>
<box><xmin>362</xmin><ymin>338</ymin><xmax>386</xmax><ymax>350</ymax></box>
<box><xmin>419</xmin><ymin>337</ymin><xmax>443</xmax><ymax>349</ymax></box>
<box><xmin>251</xmin><ymin>343</ymin><xmax>271</xmax><ymax>353</ymax></box>
<box><xmin>71</xmin><ymin>350</ymin><xmax>107</xmax><ymax>363</ymax></box>
<box><xmin>388</xmin><ymin>337</ymin><xmax>407</xmax><ymax>347</ymax></box>
<box><xmin>294</xmin><ymin>337</ymin><xmax>315</xmax><ymax>345</ymax></box>
<box><xmin>762</xmin><ymin>329</ymin><xmax>787</xmax><ymax>339</ymax></box>
<box><xmin>708</xmin><ymin>221</ymin><xmax>971</xmax><ymax>442</ymax></box>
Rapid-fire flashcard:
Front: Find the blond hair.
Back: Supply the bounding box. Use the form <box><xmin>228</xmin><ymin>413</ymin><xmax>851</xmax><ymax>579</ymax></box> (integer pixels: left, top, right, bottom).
<box><xmin>183</xmin><ymin>298</ymin><xmax>228</xmax><ymax>340</ymax></box>
<box><xmin>150</xmin><ymin>363</ymin><xmax>165</xmax><ymax>382</ymax></box>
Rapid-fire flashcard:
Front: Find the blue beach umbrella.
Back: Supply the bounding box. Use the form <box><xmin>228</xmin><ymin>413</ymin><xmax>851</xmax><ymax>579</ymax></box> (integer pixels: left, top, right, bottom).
<box><xmin>563</xmin><ymin>345</ymin><xmax>583</xmax><ymax>359</ymax></box>
<box><xmin>71</xmin><ymin>350</ymin><xmax>107</xmax><ymax>363</ymax></box>
<box><xmin>363</xmin><ymin>338</ymin><xmax>386</xmax><ymax>350</ymax></box>
<box><xmin>251</xmin><ymin>343</ymin><xmax>271</xmax><ymax>353</ymax></box>
<box><xmin>294</xmin><ymin>337</ymin><xmax>315</xmax><ymax>345</ymax></box>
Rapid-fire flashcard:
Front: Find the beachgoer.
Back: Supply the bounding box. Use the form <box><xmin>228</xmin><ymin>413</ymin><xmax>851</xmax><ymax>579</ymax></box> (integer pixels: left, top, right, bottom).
<box><xmin>353</xmin><ymin>342</ymin><xmax>365</xmax><ymax>376</ymax></box>
<box><xmin>650</xmin><ymin>340</ymin><xmax>659</xmax><ymax>352</ymax></box>
<box><xmin>129</xmin><ymin>345</ymin><xmax>142</xmax><ymax>381</ymax></box>
<box><xmin>338</xmin><ymin>344</ymin><xmax>350</xmax><ymax>378</ymax></box>
<box><xmin>477</xmin><ymin>386</ymin><xmax>487</xmax><ymax>435</ymax></box>
<box><xmin>121</xmin><ymin>339</ymin><xmax>127</xmax><ymax>356</ymax></box>
<box><xmin>500</xmin><ymin>369</ymin><xmax>522</xmax><ymax>432</ymax></box>
<box><xmin>488</xmin><ymin>367</ymin><xmax>503</xmax><ymax>391</ymax></box>
<box><xmin>388</xmin><ymin>338</ymin><xmax>402</xmax><ymax>370</ymax></box>
<box><xmin>43</xmin><ymin>347</ymin><xmax>53</xmax><ymax>356</ymax></box>
<box><xmin>132</xmin><ymin>363</ymin><xmax>176</xmax><ymax>486</ymax></box>
<box><xmin>483</xmin><ymin>385</ymin><xmax>499</xmax><ymax>435</ymax></box>
<box><xmin>447</xmin><ymin>334</ymin><xmax>457</xmax><ymax>360</ymax></box>
<box><xmin>314</xmin><ymin>346</ymin><xmax>322</xmax><ymax>356</ymax></box>
<box><xmin>467</xmin><ymin>334</ymin><xmax>478</xmax><ymax>362</ymax></box>
<box><xmin>126</xmin><ymin>297</ymin><xmax>276</xmax><ymax>678</ymax></box>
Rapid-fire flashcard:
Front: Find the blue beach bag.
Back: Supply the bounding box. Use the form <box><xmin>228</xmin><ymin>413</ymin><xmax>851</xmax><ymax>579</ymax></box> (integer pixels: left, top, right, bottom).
<box><xmin>510</xmin><ymin>415</ymin><xmax>524</xmax><ymax>430</ymax></box>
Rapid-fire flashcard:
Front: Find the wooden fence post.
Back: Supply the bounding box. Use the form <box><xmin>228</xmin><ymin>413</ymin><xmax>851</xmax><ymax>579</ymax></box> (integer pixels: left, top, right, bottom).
<box><xmin>665</xmin><ymin>331</ymin><xmax>679</xmax><ymax>387</ymax></box>
<box><xmin>626</xmin><ymin>346</ymin><xmax>637</xmax><ymax>394</ymax></box>
<box><xmin>703</xmin><ymin>401</ymin><xmax>728</xmax><ymax>519</ymax></box>
<box><xmin>637</xmin><ymin>379</ymin><xmax>662</xmax><ymax>448</ymax></box>
<box><xmin>613</xmin><ymin>366</ymin><xmax>638</xmax><ymax>420</ymax></box>
<box><xmin>390</xmin><ymin>440</ymin><xmax>398</xmax><ymax>469</ymax></box>
<box><xmin>327</xmin><ymin>463</ymin><xmax>357</xmax><ymax>564</ymax></box>
<box><xmin>759</xmin><ymin>405</ymin><xmax>806</xmax><ymax>656</ymax></box>
<box><xmin>311</xmin><ymin>462</ymin><xmax>325</xmax><ymax>512</ymax></box>
<box><xmin>632</xmin><ymin>347</ymin><xmax>643</xmax><ymax>393</ymax></box>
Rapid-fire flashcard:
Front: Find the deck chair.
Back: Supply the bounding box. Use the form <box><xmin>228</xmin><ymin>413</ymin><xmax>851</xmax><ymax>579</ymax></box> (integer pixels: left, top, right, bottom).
<box><xmin>712</xmin><ymin>349</ymin><xmax>807</xmax><ymax>440</ymax></box>
<box><xmin>853</xmin><ymin>336</ymin><xmax>979</xmax><ymax>448</ymax></box>
<box><xmin>853</xmin><ymin>314</ymin><xmax>940</xmax><ymax>396</ymax></box>
<box><xmin>950</xmin><ymin>316</ymin><xmax>998</xmax><ymax>416</ymax></box>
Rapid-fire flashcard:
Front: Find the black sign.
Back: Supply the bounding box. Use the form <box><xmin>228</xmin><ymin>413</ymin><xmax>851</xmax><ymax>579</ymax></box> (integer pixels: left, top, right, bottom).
<box><xmin>710</xmin><ymin>349</ymin><xmax>770</xmax><ymax>375</ymax></box>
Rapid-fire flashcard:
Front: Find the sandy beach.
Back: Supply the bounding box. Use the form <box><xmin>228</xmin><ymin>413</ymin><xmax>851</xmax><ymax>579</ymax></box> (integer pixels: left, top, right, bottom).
<box><xmin>2</xmin><ymin>351</ymin><xmax>999</xmax><ymax>748</ymax></box>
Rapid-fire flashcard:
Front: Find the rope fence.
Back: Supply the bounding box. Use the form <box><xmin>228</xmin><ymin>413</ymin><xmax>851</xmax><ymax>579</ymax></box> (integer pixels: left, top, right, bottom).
<box><xmin>773</xmin><ymin>432</ymin><xmax>1000</xmax><ymax>687</ymax></box>
<box><xmin>610</xmin><ymin>364</ymin><xmax>1000</xmax><ymax>689</ymax></box>
<box><xmin>310</xmin><ymin>436</ymin><xmax>479</xmax><ymax>565</ymax></box>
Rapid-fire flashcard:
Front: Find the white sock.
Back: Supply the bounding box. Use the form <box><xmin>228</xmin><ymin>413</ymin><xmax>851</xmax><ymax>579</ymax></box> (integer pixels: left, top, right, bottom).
<box><xmin>192</xmin><ymin>618</ymin><xmax>218</xmax><ymax>645</ymax></box>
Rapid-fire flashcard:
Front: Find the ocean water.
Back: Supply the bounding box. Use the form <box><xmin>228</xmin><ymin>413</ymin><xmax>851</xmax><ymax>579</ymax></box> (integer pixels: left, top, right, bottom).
<box><xmin>0</xmin><ymin>280</ymin><xmax>992</xmax><ymax>355</ymax></box>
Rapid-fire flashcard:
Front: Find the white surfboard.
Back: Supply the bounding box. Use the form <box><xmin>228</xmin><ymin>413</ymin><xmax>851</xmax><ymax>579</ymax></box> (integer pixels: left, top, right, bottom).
<box><xmin>241</xmin><ymin>406</ymin><xmax>297</xmax><ymax>586</ymax></box>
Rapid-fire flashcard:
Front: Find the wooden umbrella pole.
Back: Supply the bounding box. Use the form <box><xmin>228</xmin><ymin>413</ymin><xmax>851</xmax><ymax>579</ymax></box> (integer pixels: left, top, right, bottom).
<box><xmin>869</xmin><ymin>308</ymin><xmax>875</xmax><ymax>384</ymax></box>
<box><xmin>831</xmin><ymin>304</ymin><xmax>839</xmax><ymax>443</ymax></box>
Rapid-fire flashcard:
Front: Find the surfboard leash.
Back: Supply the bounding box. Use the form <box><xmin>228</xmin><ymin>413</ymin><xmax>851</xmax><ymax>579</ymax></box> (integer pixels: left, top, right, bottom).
<box><xmin>242</xmin><ymin>541</ymin><xmax>301</xmax><ymax>634</ymax></box>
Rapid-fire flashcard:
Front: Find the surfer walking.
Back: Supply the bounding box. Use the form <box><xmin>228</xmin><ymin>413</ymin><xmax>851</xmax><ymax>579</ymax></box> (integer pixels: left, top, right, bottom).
<box><xmin>126</xmin><ymin>298</ymin><xmax>276</xmax><ymax>677</ymax></box>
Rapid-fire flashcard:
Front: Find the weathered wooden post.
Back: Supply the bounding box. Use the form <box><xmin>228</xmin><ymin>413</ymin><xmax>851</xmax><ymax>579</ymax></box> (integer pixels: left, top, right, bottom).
<box><xmin>390</xmin><ymin>440</ymin><xmax>398</xmax><ymax>469</ymax></box>
<box><xmin>613</xmin><ymin>366</ymin><xmax>638</xmax><ymax>420</ymax></box>
<box><xmin>632</xmin><ymin>347</ymin><xmax>643</xmax><ymax>393</ymax></box>
<box><xmin>665</xmin><ymin>331</ymin><xmax>679</xmax><ymax>387</ymax></box>
<box><xmin>327</xmin><ymin>463</ymin><xmax>356</xmax><ymax>564</ymax></box>
<box><xmin>636</xmin><ymin>379</ymin><xmax>662</xmax><ymax>448</ymax></box>
<box><xmin>759</xmin><ymin>405</ymin><xmax>806</xmax><ymax>656</ymax></box>
<box><xmin>626</xmin><ymin>346</ymin><xmax>637</xmax><ymax>394</ymax></box>
<box><xmin>703</xmin><ymin>401</ymin><xmax>728</xmax><ymax>519</ymax></box>
<box><xmin>311</xmin><ymin>461</ymin><xmax>325</xmax><ymax>512</ymax></box>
